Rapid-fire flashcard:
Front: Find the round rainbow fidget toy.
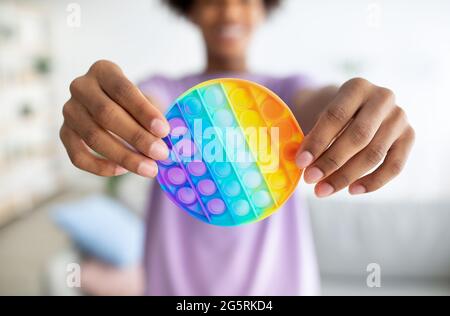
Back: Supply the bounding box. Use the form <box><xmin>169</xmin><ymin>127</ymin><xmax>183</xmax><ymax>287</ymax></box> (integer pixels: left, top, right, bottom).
<box><xmin>156</xmin><ymin>78</ymin><xmax>304</xmax><ymax>226</ymax></box>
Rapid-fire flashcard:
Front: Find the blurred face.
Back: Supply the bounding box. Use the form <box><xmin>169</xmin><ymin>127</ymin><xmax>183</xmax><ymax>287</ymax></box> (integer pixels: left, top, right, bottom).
<box><xmin>189</xmin><ymin>0</ymin><xmax>266</xmax><ymax>62</ymax></box>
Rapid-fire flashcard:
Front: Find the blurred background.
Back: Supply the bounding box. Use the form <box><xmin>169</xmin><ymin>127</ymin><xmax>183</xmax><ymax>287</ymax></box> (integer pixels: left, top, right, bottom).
<box><xmin>0</xmin><ymin>0</ymin><xmax>449</xmax><ymax>295</ymax></box>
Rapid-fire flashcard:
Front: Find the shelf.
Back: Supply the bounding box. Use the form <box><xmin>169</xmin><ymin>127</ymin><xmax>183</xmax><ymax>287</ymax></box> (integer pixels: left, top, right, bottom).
<box><xmin>0</xmin><ymin>2</ymin><xmax>61</xmax><ymax>227</ymax></box>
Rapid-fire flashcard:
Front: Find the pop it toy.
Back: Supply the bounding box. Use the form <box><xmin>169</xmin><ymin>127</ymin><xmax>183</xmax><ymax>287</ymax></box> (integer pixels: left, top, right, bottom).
<box><xmin>157</xmin><ymin>78</ymin><xmax>304</xmax><ymax>226</ymax></box>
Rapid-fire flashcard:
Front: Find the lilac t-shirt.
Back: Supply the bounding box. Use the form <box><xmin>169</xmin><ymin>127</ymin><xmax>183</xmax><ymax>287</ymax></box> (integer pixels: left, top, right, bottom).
<box><xmin>139</xmin><ymin>73</ymin><xmax>320</xmax><ymax>296</ymax></box>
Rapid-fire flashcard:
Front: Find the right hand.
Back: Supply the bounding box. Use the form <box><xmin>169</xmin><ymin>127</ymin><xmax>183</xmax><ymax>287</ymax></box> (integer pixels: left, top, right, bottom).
<box><xmin>60</xmin><ymin>60</ymin><xmax>170</xmax><ymax>178</ymax></box>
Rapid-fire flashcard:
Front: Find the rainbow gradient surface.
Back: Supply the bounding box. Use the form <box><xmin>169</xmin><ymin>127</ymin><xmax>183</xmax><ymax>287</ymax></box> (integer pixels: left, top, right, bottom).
<box><xmin>157</xmin><ymin>78</ymin><xmax>304</xmax><ymax>226</ymax></box>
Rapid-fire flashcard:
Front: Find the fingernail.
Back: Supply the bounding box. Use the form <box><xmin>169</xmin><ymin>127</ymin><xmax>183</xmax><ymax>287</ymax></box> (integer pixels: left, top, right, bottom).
<box><xmin>149</xmin><ymin>141</ymin><xmax>169</xmax><ymax>160</ymax></box>
<box><xmin>150</xmin><ymin>119</ymin><xmax>170</xmax><ymax>138</ymax></box>
<box><xmin>137</xmin><ymin>161</ymin><xmax>158</xmax><ymax>178</ymax></box>
<box><xmin>114</xmin><ymin>166</ymin><xmax>128</xmax><ymax>176</ymax></box>
<box><xmin>304</xmin><ymin>167</ymin><xmax>324</xmax><ymax>184</ymax></box>
<box><xmin>315</xmin><ymin>183</ymin><xmax>335</xmax><ymax>198</ymax></box>
<box><xmin>350</xmin><ymin>184</ymin><xmax>367</xmax><ymax>195</ymax></box>
<box><xmin>296</xmin><ymin>151</ymin><xmax>314</xmax><ymax>168</ymax></box>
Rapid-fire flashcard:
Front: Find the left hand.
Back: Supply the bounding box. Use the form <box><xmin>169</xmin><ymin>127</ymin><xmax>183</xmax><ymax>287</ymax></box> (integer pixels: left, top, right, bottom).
<box><xmin>296</xmin><ymin>78</ymin><xmax>415</xmax><ymax>197</ymax></box>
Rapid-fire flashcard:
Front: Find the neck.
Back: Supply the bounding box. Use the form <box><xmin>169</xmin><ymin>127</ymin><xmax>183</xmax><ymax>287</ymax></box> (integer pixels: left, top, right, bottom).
<box><xmin>205</xmin><ymin>51</ymin><xmax>248</xmax><ymax>74</ymax></box>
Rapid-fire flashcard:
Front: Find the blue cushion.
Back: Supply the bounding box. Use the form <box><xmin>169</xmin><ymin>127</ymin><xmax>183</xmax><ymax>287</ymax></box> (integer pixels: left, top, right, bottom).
<box><xmin>52</xmin><ymin>195</ymin><xmax>144</xmax><ymax>267</ymax></box>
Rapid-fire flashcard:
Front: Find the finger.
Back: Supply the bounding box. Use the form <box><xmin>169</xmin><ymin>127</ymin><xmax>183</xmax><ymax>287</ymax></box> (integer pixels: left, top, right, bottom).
<box><xmin>314</xmin><ymin>107</ymin><xmax>407</xmax><ymax>196</ymax></box>
<box><xmin>70</xmin><ymin>78</ymin><xmax>169</xmax><ymax>161</ymax></box>
<box><xmin>63</xmin><ymin>100</ymin><xmax>159</xmax><ymax>178</ymax></box>
<box><xmin>87</xmin><ymin>60</ymin><xmax>170</xmax><ymax>137</ymax></box>
<box><xmin>296</xmin><ymin>78</ymin><xmax>373</xmax><ymax>168</ymax></box>
<box><xmin>60</xmin><ymin>124</ymin><xmax>128</xmax><ymax>177</ymax></box>
<box><xmin>348</xmin><ymin>126</ymin><xmax>415</xmax><ymax>195</ymax></box>
<box><xmin>304</xmin><ymin>88</ymin><xmax>395</xmax><ymax>184</ymax></box>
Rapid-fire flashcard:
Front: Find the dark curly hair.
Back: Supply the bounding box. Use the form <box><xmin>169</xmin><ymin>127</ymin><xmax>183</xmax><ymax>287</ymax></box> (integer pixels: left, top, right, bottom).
<box><xmin>163</xmin><ymin>0</ymin><xmax>282</xmax><ymax>15</ymax></box>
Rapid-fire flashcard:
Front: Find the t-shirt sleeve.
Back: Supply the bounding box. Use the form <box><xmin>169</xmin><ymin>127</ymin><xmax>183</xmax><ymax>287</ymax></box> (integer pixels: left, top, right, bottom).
<box><xmin>137</xmin><ymin>75</ymin><xmax>173</xmax><ymax>109</ymax></box>
<box><xmin>279</xmin><ymin>74</ymin><xmax>317</xmax><ymax>108</ymax></box>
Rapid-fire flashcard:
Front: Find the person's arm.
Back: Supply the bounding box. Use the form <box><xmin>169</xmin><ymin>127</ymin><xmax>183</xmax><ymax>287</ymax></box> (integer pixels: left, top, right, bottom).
<box><xmin>292</xmin><ymin>85</ymin><xmax>339</xmax><ymax>133</ymax></box>
<box><xmin>292</xmin><ymin>78</ymin><xmax>415</xmax><ymax>197</ymax></box>
<box><xmin>60</xmin><ymin>60</ymin><xmax>170</xmax><ymax>178</ymax></box>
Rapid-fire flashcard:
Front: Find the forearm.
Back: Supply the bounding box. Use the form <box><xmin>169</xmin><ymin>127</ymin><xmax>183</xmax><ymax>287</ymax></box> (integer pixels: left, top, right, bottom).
<box><xmin>292</xmin><ymin>85</ymin><xmax>338</xmax><ymax>133</ymax></box>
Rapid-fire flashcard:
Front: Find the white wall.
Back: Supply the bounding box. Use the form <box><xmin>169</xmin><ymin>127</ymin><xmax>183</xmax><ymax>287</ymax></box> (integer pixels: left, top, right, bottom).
<box><xmin>45</xmin><ymin>0</ymin><xmax>450</xmax><ymax>202</ymax></box>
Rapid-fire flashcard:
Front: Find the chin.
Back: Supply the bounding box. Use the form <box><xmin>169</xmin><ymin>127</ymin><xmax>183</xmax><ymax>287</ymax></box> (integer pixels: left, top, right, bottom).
<box><xmin>213</xmin><ymin>42</ymin><xmax>246</xmax><ymax>60</ymax></box>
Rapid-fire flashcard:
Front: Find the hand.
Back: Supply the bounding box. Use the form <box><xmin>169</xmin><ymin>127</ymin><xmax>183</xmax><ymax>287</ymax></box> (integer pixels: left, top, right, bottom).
<box><xmin>60</xmin><ymin>60</ymin><xmax>170</xmax><ymax>178</ymax></box>
<box><xmin>296</xmin><ymin>78</ymin><xmax>415</xmax><ymax>197</ymax></box>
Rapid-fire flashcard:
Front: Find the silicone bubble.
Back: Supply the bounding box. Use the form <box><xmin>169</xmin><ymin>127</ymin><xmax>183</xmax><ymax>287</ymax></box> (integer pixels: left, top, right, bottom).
<box><xmin>156</xmin><ymin>78</ymin><xmax>304</xmax><ymax>227</ymax></box>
